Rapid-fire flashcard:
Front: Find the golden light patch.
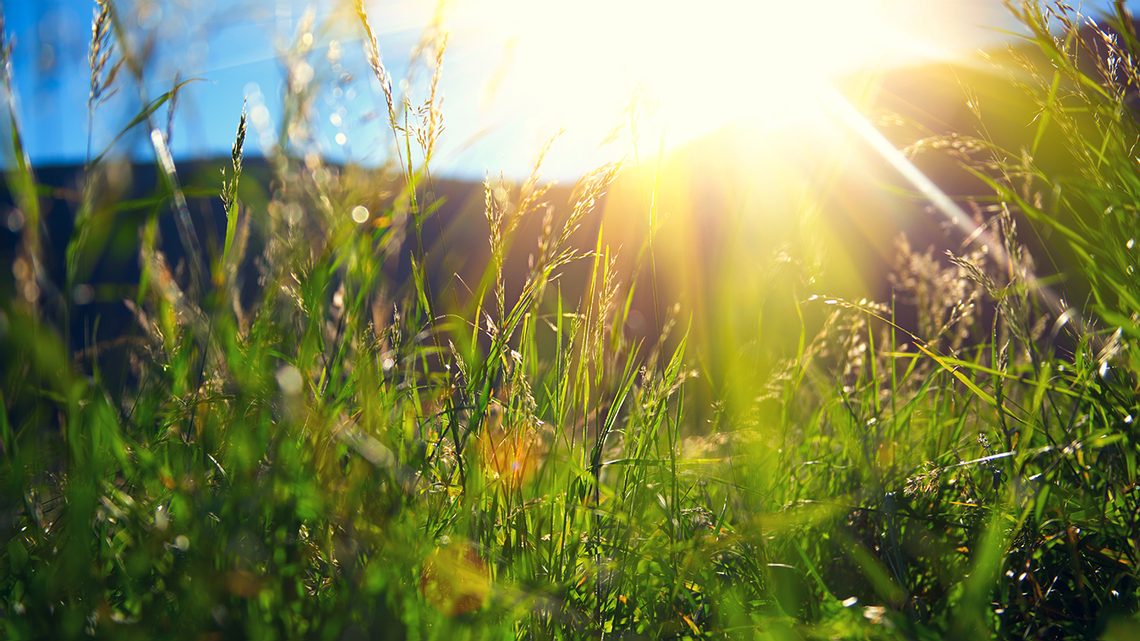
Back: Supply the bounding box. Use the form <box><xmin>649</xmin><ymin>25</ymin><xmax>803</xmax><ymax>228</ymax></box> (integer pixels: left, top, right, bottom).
<box><xmin>419</xmin><ymin>539</ymin><xmax>492</xmax><ymax>616</ymax></box>
<box><xmin>476</xmin><ymin>404</ymin><xmax>544</xmax><ymax>492</ymax></box>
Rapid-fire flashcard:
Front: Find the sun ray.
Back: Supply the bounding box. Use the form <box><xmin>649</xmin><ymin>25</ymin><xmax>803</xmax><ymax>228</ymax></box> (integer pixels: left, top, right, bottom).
<box><xmin>822</xmin><ymin>87</ymin><xmax>1086</xmax><ymax>335</ymax></box>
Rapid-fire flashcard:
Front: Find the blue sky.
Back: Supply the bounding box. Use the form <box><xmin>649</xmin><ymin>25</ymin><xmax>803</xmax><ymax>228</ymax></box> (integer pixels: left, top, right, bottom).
<box><xmin>4</xmin><ymin>0</ymin><xmax>1138</xmax><ymax>179</ymax></box>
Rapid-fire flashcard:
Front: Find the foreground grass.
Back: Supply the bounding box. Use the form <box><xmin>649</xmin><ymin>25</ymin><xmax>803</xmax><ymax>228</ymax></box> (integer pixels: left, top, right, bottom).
<box><xmin>2</xmin><ymin>1</ymin><xmax>1139</xmax><ymax>639</ymax></box>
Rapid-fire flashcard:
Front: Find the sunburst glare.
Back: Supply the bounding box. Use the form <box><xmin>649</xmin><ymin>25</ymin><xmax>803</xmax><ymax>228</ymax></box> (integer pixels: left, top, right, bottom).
<box><xmin>439</xmin><ymin>0</ymin><xmax>984</xmax><ymax>157</ymax></box>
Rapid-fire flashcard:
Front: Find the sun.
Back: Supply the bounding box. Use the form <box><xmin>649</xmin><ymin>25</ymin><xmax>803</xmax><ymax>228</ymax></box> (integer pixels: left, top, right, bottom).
<box><xmin>441</xmin><ymin>0</ymin><xmax>965</xmax><ymax>159</ymax></box>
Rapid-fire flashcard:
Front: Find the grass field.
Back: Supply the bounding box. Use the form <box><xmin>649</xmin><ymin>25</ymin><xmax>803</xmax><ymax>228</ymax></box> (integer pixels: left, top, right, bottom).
<box><xmin>2</xmin><ymin>1</ymin><xmax>1139</xmax><ymax>639</ymax></box>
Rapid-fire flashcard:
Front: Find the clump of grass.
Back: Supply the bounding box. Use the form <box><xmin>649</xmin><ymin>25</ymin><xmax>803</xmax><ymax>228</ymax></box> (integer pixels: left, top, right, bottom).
<box><xmin>1</xmin><ymin>1</ymin><xmax>1139</xmax><ymax>640</ymax></box>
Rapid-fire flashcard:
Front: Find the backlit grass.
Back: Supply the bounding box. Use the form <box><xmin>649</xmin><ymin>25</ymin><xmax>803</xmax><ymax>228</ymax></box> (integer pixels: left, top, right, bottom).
<box><xmin>1</xmin><ymin>1</ymin><xmax>1139</xmax><ymax>639</ymax></box>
